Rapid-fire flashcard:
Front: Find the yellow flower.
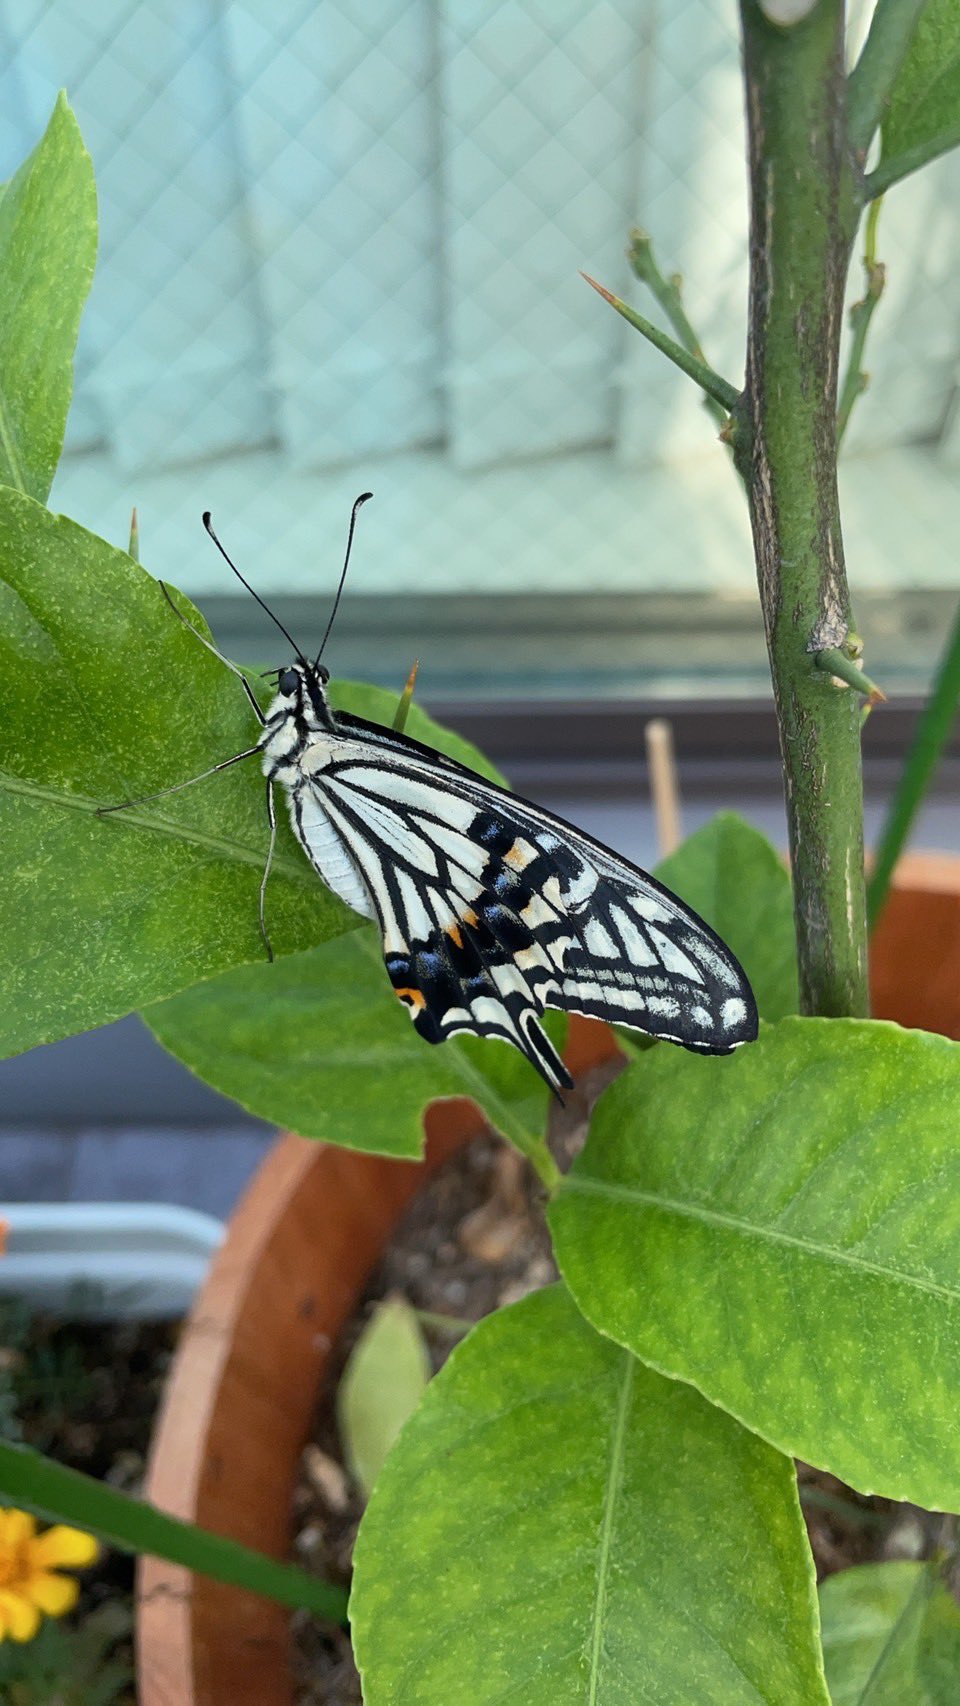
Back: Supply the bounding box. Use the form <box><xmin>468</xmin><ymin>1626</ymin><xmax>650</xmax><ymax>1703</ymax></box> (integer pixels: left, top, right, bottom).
<box><xmin>0</xmin><ymin>1509</ymin><xmax>99</xmax><ymax>1641</ymax></box>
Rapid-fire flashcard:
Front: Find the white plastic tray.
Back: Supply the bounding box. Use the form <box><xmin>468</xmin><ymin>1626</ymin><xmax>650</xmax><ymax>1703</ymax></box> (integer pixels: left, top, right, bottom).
<box><xmin>0</xmin><ymin>1203</ymin><xmax>224</xmax><ymax>1319</ymax></box>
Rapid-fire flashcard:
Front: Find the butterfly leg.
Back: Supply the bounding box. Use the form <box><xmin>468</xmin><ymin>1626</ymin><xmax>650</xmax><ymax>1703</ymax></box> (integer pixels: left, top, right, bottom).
<box><xmin>159</xmin><ymin>581</ymin><xmax>266</xmax><ymax>726</ymax></box>
<box><xmin>96</xmin><ymin>746</ymin><xmax>261</xmax><ymax>815</ymax></box>
<box><xmin>258</xmin><ymin>779</ymin><xmax>277</xmax><ymax>962</ymax></box>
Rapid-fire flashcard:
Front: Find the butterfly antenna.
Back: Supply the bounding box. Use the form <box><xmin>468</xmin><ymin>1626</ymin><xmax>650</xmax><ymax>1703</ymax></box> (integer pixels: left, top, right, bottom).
<box><xmin>202</xmin><ymin>512</ymin><xmax>307</xmax><ymax>663</ymax></box>
<box><xmin>314</xmin><ymin>491</ymin><xmax>373</xmax><ymax>670</ymax></box>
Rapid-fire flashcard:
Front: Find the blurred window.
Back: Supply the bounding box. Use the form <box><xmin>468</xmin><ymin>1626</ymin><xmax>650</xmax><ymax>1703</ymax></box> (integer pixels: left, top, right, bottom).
<box><xmin>2</xmin><ymin>2</ymin><xmax>956</xmax><ymax>700</ymax></box>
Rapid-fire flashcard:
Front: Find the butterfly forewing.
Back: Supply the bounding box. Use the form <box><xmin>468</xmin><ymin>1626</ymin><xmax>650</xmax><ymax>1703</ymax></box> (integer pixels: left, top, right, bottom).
<box><xmin>284</xmin><ymin>710</ymin><xmax>758</xmax><ymax>1095</ymax></box>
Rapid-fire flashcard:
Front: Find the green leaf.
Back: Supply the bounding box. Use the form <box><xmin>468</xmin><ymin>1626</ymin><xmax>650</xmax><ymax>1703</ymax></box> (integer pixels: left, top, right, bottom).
<box><xmin>0</xmin><ymin>1437</ymin><xmax>347</xmax><ymax>1622</ymax></box>
<box><xmin>873</xmin><ymin>1</ymin><xmax>960</xmax><ymax>193</ymax></box>
<box><xmin>0</xmin><ymin>484</ymin><xmax>505</xmax><ymax>1060</ymax></box>
<box><xmin>820</xmin><ymin>1561</ymin><xmax>960</xmax><ymax>1704</ymax></box>
<box><xmin>820</xmin><ymin>1563</ymin><xmax>925</xmax><ymax>1705</ymax></box>
<box><xmin>351</xmin><ymin>1285</ymin><xmax>829</xmax><ymax>1705</ymax></box>
<box><xmin>0</xmin><ymin>94</ymin><xmax>97</xmax><ymax>501</ymax></box>
<box><xmin>337</xmin><ymin>1296</ymin><xmax>431</xmax><ymax>1498</ymax></box>
<box><xmin>549</xmin><ymin>1017</ymin><xmax>960</xmax><ymax>1511</ymax></box>
<box><xmin>145</xmin><ymin>927</ymin><xmax>562</xmax><ymax>1171</ymax></box>
<box><xmin>0</xmin><ymin>490</ymin><xmax>356</xmax><ymax>1058</ymax></box>
<box><xmin>915</xmin><ymin>1568</ymin><xmax>960</xmax><ymax>1703</ymax></box>
<box><xmin>653</xmin><ymin>812</ymin><xmax>798</xmax><ymax>1022</ymax></box>
<box><xmin>329</xmin><ymin>678</ymin><xmax>505</xmax><ymax>788</ymax></box>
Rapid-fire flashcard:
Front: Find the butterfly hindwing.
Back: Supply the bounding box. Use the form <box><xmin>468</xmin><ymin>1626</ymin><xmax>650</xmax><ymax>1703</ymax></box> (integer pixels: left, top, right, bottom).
<box><xmin>295</xmin><ymin>713</ymin><xmax>758</xmax><ymax>1095</ymax></box>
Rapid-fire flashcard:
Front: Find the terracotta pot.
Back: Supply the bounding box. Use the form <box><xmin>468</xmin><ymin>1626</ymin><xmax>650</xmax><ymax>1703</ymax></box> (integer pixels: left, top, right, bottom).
<box><xmin>137</xmin><ymin>854</ymin><xmax>960</xmax><ymax>1705</ymax></box>
<box><xmin>869</xmin><ymin>853</ymin><xmax>960</xmax><ymax>1038</ymax></box>
<box><xmin>136</xmin><ymin>1099</ymin><xmax>485</xmax><ymax>1706</ymax></box>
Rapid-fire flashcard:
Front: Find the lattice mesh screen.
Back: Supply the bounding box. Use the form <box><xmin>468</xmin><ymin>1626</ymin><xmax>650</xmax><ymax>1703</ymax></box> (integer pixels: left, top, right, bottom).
<box><xmin>2</xmin><ymin>0</ymin><xmax>959</xmax><ymax>608</ymax></box>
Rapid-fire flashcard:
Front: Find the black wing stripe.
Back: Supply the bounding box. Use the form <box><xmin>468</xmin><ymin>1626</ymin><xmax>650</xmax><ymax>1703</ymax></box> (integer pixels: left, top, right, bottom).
<box><xmin>312</xmin><ymin>777</ymin><xmax>573</xmax><ymax>1092</ymax></box>
<box><xmin>310</xmin><ymin>721</ymin><xmax>757</xmax><ymax>1079</ymax></box>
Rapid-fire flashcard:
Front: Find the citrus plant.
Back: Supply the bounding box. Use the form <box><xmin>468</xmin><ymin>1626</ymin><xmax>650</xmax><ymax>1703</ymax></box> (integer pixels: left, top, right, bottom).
<box><xmin>2</xmin><ymin>3</ymin><xmax>960</xmax><ymax>1699</ymax></box>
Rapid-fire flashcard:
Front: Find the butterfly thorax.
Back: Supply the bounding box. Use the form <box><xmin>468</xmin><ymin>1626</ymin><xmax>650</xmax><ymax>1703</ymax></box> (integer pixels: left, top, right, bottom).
<box><xmin>259</xmin><ymin>664</ymin><xmax>338</xmax><ymax>785</ymax></box>
<box><xmin>258</xmin><ymin>665</ymin><xmax>374</xmax><ymax>922</ymax></box>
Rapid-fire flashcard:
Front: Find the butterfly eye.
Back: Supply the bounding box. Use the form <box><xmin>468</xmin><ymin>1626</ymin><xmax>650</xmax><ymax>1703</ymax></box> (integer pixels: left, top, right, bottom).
<box><xmin>278</xmin><ymin>669</ymin><xmax>300</xmax><ymax>696</ymax></box>
<box><xmin>316</xmin><ymin>664</ymin><xmax>330</xmax><ymax>685</ymax></box>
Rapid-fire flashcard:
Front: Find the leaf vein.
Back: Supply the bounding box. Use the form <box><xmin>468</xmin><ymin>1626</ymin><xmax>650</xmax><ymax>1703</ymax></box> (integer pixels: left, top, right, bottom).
<box><xmin>566</xmin><ymin>1177</ymin><xmax>960</xmax><ymax>1304</ymax></box>
<box><xmin>587</xmin><ymin>1349</ymin><xmax>634</xmax><ymax>1706</ymax></box>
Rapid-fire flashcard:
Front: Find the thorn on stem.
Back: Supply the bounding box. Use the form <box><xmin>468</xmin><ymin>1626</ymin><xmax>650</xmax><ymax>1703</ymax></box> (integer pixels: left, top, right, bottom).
<box><xmin>580</xmin><ymin>271</ymin><xmax>617</xmax><ymax>308</ymax></box>
<box><xmin>814</xmin><ymin>647</ymin><xmax>886</xmax><ymax>703</ymax></box>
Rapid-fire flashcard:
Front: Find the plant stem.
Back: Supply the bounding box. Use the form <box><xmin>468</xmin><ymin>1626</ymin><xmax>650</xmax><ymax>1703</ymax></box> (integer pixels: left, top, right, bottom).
<box><xmin>580</xmin><ymin>274</ymin><xmax>740</xmax><ymax>413</ymax></box>
<box><xmin>0</xmin><ymin>1438</ymin><xmax>349</xmax><ymax>1623</ymax></box>
<box><xmin>836</xmin><ymin>196</ymin><xmax>885</xmax><ymax>444</ymax></box>
<box><xmin>846</xmin><ymin>0</ymin><xmax>925</xmax><ymax>159</ymax></box>
<box><xmin>867</xmin><ymin>594</ymin><xmax>960</xmax><ymax>928</ymax></box>
<box><xmin>736</xmin><ymin>0</ymin><xmax>869</xmax><ymax>1019</ymax></box>
<box><xmin>626</xmin><ymin>231</ymin><xmax>729</xmax><ymax>428</ymax></box>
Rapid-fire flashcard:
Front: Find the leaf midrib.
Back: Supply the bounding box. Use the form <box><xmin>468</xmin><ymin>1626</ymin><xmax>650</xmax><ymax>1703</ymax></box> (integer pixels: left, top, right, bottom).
<box><xmin>0</xmin><ymin>768</ymin><xmax>313</xmax><ymax>885</ymax></box>
<box><xmin>566</xmin><ymin>1175</ymin><xmax>960</xmax><ymax>1305</ymax></box>
<box><xmin>587</xmin><ymin>1351</ymin><xmax>633</xmax><ymax>1705</ymax></box>
<box><xmin>0</xmin><ymin>387</ymin><xmax>27</xmax><ymax>493</ymax></box>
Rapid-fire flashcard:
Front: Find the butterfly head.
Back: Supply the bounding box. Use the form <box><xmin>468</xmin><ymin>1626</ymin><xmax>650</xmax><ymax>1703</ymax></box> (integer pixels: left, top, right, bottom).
<box><xmin>274</xmin><ymin>660</ymin><xmax>332</xmax><ymax>727</ymax></box>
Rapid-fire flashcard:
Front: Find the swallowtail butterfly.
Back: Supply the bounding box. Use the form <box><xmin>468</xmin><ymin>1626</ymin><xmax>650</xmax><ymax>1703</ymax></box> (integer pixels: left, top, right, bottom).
<box><xmin>100</xmin><ymin>496</ymin><xmax>758</xmax><ymax>1095</ymax></box>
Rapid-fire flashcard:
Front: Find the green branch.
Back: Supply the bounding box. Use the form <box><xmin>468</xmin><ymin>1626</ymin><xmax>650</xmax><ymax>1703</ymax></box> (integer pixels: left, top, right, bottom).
<box><xmin>581</xmin><ymin>273</ymin><xmax>740</xmax><ymax>413</ymax></box>
<box><xmin>737</xmin><ymin>0</ymin><xmax>868</xmax><ymax>1018</ymax></box>
<box><xmin>868</xmin><ymin>594</ymin><xmax>960</xmax><ymax>928</ymax></box>
<box><xmin>0</xmin><ymin>1438</ymin><xmax>349</xmax><ymax>1624</ymax></box>
<box><xmin>846</xmin><ymin>0</ymin><xmax>926</xmax><ymax>158</ymax></box>
<box><xmin>836</xmin><ymin>197</ymin><xmax>886</xmax><ymax>444</ymax></box>
<box><xmin>625</xmin><ymin>231</ymin><xmax>728</xmax><ymax>428</ymax></box>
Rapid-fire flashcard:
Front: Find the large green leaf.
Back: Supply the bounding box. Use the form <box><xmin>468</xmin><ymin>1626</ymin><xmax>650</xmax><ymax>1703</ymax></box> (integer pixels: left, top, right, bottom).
<box><xmin>875</xmin><ymin>1</ymin><xmax>960</xmax><ymax>192</ymax></box>
<box><xmin>351</xmin><ymin>1285</ymin><xmax>828</xmax><ymax>1704</ymax></box>
<box><xmin>145</xmin><ymin>928</ymin><xmax>561</xmax><ymax>1166</ymax></box>
<box><xmin>550</xmin><ymin>1017</ymin><xmax>960</xmax><ymax>1510</ymax></box>
<box><xmin>0</xmin><ymin>490</ymin><xmax>351</xmax><ymax>1056</ymax></box>
<box><xmin>654</xmin><ymin>812</ymin><xmax>798</xmax><ymax>1022</ymax></box>
<box><xmin>820</xmin><ymin>1561</ymin><xmax>960</xmax><ymax>1704</ymax></box>
<box><xmin>0</xmin><ymin>95</ymin><xmax>97</xmax><ymax>501</ymax></box>
<box><xmin>0</xmin><ymin>489</ymin><xmax>497</xmax><ymax>1059</ymax></box>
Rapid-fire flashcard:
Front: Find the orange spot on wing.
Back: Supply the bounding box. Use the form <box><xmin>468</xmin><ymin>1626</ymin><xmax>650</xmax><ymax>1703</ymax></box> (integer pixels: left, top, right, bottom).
<box><xmin>447</xmin><ymin>923</ymin><xmax>463</xmax><ymax>948</ymax></box>
<box><xmin>504</xmin><ymin>839</ymin><xmax>533</xmax><ymax>871</ymax></box>
<box><xmin>395</xmin><ymin>986</ymin><xmax>425</xmax><ymax>1011</ymax></box>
